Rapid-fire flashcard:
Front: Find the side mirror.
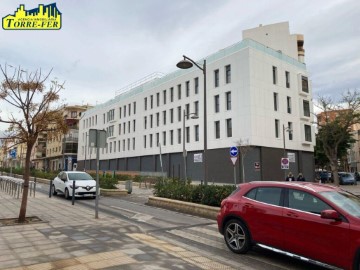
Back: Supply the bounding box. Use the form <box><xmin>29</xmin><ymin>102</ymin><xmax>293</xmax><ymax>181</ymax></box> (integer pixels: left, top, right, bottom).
<box><xmin>321</xmin><ymin>209</ymin><xmax>341</xmax><ymax>221</ymax></box>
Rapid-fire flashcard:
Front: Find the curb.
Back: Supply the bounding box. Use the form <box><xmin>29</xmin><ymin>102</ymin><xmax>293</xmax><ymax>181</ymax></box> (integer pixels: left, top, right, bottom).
<box><xmin>147</xmin><ymin>196</ymin><xmax>219</xmax><ymax>220</ymax></box>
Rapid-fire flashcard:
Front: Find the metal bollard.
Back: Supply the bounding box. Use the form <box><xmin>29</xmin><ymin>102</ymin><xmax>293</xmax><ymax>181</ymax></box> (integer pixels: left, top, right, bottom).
<box><xmin>29</xmin><ymin>181</ymin><xmax>32</xmax><ymax>197</ymax></box>
<box><xmin>49</xmin><ymin>180</ymin><xmax>53</xmax><ymax>198</ymax></box>
<box><xmin>72</xmin><ymin>180</ymin><xmax>75</xmax><ymax>205</ymax></box>
<box><xmin>17</xmin><ymin>182</ymin><xmax>21</xmax><ymax>199</ymax></box>
<box><xmin>33</xmin><ymin>178</ymin><xmax>36</xmax><ymax>198</ymax></box>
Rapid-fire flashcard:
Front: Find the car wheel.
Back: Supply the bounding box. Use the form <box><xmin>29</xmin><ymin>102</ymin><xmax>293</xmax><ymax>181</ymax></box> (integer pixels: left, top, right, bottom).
<box><xmin>52</xmin><ymin>185</ymin><xmax>57</xmax><ymax>196</ymax></box>
<box><xmin>224</xmin><ymin>219</ymin><xmax>251</xmax><ymax>254</ymax></box>
<box><xmin>64</xmin><ymin>188</ymin><xmax>71</xmax><ymax>200</ymax></box>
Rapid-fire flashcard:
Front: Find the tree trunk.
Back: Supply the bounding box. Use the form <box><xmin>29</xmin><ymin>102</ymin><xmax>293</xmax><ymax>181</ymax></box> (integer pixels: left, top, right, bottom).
<box><xmin>330</xmin><ymin>159</ymin><xmax>339</xmax><ymax>186</ymax></box>
<box><xmin>18</xmin><ymin>142</ymin><xmax>34</xmax><ymax>223</ymax></box>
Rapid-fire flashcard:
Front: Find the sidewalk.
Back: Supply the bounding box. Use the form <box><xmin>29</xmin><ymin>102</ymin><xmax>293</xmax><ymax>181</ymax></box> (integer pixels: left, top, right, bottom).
<box><xmin>0</xmin><ymin>189</ymin><xmax>233</xmax><ymax>270</ymax></box>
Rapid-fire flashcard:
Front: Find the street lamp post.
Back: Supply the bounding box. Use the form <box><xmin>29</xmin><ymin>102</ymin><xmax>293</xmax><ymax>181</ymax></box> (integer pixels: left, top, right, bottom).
<box><xmin>177</xmin><ymin>55</ymin><xmax>208</xmax><ymax>185</ymax></box>
<box><xmin>182</xmin><ymin>110</ymin><xmax>198</xmax><ymax>181</ymax></box>
<box><xmin>283</xmin><ymin>124</ymin><xmax>292</xmax><ymax>179</ymax></box>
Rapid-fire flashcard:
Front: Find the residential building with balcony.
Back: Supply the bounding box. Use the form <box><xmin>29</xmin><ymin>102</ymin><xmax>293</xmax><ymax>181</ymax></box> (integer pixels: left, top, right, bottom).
<box><xmin>77</xmin><ymin>22</ymin><xmax>315</xmax><ymax>183</ymax></box>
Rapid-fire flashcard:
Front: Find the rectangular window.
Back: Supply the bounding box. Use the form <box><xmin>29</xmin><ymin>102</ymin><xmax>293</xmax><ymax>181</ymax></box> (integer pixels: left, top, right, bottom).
<box><xmin>214</xmin><ymin>69</ymin><xmax>219</xmax><ymax>87</ymax></box>
<box><xmin>177</xmin><ymin>128</ymin><xmax>181</xmax><ymax>144</ymax></box>
<box><xmin>178</xmin><ymin>84</ymin><xmax>181</xmax><ymax>100</ymax></box>
<box><xmin>150</xmin><ymin>114</ymin><xmax>153</xmax><ymax>128</ymax></box>
<box><xmin>302</xmin><ymin>76</ymin><xmax>309</xmax><ymax>93</ymax></box>
<box><xmin>156</xmin><ymin>92</ymin><xmax>160</xmax><ymax>107</ymax></box>
<box><xmin>214</xmin><ymin>95</ymin><xmax>220</xmax><ymax>113</ymax></box>
<box><xmin>109</xmin><ymin>142</ymin><xmax>112</xmax><ymax>153</ymax></box>
<box><xmin>114</xmin><ymin>141</ymin><xmax>117</xmax><ymax>153</ymax></box>
<box><xmin>123</xmin><ymin>122</ymin><xmax>126</xmax><ymax>134</ymax></box>
<box><xmin>119</xmin><ymin>107</ymin><xmax>122</xmax><ymax>119</ymax></box>
<box><xmin>225</xmin><ymin>65</ymin><xmax>231</xmax><ymax>84</ymax></box>
<box><xmin>128</xmin><ymin>121</ymin><xmax>130</xmax><ymax>133</ymax></box>
<box><xmin>127</xmin><ymin>138</ymin><xmax>130</xmax><ymax>151</ymax></box>
<box><xmin>305</xmin><ymin>124</ymin><xmax>312</xmax><ymax>142</ymax></box>
<box><xmin>194</xmin><ymin>101</ymin><xmax>199</xmax><ymax>116</ymax></box>
<box><xmin>144</xmin><ymin>135</ymin><xmax>146</xmax><ymax>148</ymax></box>
<box><xmin>287</xmin><ymin>96</ymin><xmax>292</xmax><ymax>114</ymax></box>
<box><xmin>215</xmin><ymin>121</ymin><xmax>220</xmax><ymax>139</ymax></box>
<box><xmin>123</xmin><ymin>140</ymin><xmax>125</xmax><ymax>151</ymax></box>
<box><xmin>156</xmin><ymin>133</ymin><xmax>159</xmax><ymax>146</ymax></box>
<box><xmin>133</xmin><ymin>138</ymin><xmax>135</xmax><ymax>150</ymax></box>
<box><xmin>133</xmin><ymin>102</ymin><xmax>136</xmax><ymax>114</ymax></box>
<box><xmin>163</xmin><ymin>111</ymin><xmax>166</xmax><ymax>125</ymax></box>
<box><xmin>150</xmin><ymin>134</ymin><xmax>153</xmax><ymax>148</ymax></box>
<box><xmin>272</xmin><ymin>66</ymin><xmax>277</xmax><ymax>84</ymax></box>
<box><xmin>194</xmin><ymin>77</ymin><xmax>199</xmax><ymax>94</ymax></box>
<box><xmin>170</xmin><ymin>130</ymin><xmax>174</xmax><ymax>145</ymax></box>
<box><xmin>195</xmin><ymin>125</ymin><xmax>199</xmax><ymax>141</ymax></box>
<box><xmin>178</xmin><ymin>106</ymin><xmax>181</xmax><ymax>122</ymax></box>
<box><xmin>163</xmin><ymin>131</ymin><xmax>166</xmax><ymax>146</ymax></box>
<box><xmin>144</xmin><ymin>97</ymin><xmax>147</xmax><ymax>110</ymax></box>
<box><xmin>226</xmin><ymin>118</ymin><xmax>232</xmax><ymax>137</ymax></box>
<box><xmin>185</xmin><ymin>104</ymin><xmax>190</xmax><ymax>119</ymax></box>
<box><xmin>144</xmin><ymin>116</ymin><xmax>147</xmax><ymax>129</ymax></box>
<box><xmin>156</xmin><ymin>112</ymin><xmax>159</xmax><ymax>127</ymax></box>
<box><xmin>226</xmin><ymin>92</ymin><xmax>231</xmax><ymax>110</ymax></box>
<box><xmin>128</xmin><ymin>103</ymin><xmax>131</xmax><ymax>116</ymax></box>
<box><xmin>118</xmin><ymin>140</ymin><xmax>120</xmax><ymax>152</ymax></box>
<box><xmin>303</xmin><ymin>100</ymin><xmax>310</xmax><ymax>117</ymax></box>
<box><xmin>275</xmin><ymin>119</ymin><xmax>280</xmax><ymax>138</ymax></box>
<box><xmin>107</xmin><ymin>125</ymin><xmax>114</xmax><ymax>137</ymax></box>
<box><xmin>163</xmin><ymin>90</ymin><xmax>166</xmax><ymax>105</ymax></box>
<box><xmin>186</xmin><ymin>127</ymin><xmax>190</xmax><ymax>143</ymax></box>
<box><xmin>273</xmin><ymin>93</ymin><xmax>278</xmax><ymax>111</ymax></box>
<box><xmin>170</xmin><ymin>87</ymin><xmax>174</xmax><ymax>102</ymax></box>
<box><xmin>133</xmin><ymin>119</ymin><xmax>136</xmax><ymax>132</ymax></box>
<box><xmin>124</xmin><ymin>105</ymin><xmax>126</xmax><ymax>117</ymax></box>
<box><xmin>285</xmin><ymin>71</ymin><xmax>290</xmax><ymax>88</ymax></box>
<box><xmin>288</xmin><ymin>122</ymin><xmax>293</xmax><ymax>140</ymax></box>
<box><xmin>118</xmin><ymin>123</ymin><xmax>122</xmax><ymax>135</ymax></box>
<box><xmin>150</xmin><ymin>95</ymin><xmax>153</xmax><ymax>109</ymax></box>
<box><xmin>170</xmin><ymin>108</ymin><xmax>174</xmax><ymax>123</ymax></box>
<box><xmin>186</xmin><ymin>81</ymin><xmax>190</xmax><ymax>97</ymax></box>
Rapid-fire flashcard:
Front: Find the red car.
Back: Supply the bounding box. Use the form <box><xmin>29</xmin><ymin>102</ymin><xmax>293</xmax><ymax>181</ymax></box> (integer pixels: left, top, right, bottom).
<box><xmin>217</xmin><ymin>181</ymin><xmax>360</xmax><ymax>270</ymax></box>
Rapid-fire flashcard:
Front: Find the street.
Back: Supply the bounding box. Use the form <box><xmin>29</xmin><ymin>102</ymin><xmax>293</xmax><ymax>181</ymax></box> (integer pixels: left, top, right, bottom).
<box><xmin>33</xmin><ymin>182</ymin><xmax>333</xmax><ymax>270</ymax></box>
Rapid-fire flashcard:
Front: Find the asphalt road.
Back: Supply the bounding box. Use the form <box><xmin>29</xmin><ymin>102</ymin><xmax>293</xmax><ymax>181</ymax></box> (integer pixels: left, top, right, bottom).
<box><xmin>34</xmin><ymin>182</ymin><xmax>336</xmax><ymax>270</ymax></box>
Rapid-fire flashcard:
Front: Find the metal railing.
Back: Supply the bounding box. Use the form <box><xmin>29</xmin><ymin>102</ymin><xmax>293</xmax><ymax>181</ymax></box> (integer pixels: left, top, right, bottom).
<box><xmin>0</xmin><ymin>174</ymin><xmax>36</xmax><ymax>199</ymax></box>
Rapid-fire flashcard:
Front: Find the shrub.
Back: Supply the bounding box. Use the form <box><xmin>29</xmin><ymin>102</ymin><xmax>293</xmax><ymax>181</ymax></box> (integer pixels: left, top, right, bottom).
<box><xmin>153</xmin><ymin>178</ymin><xmax>236</xmax><ymax>207</ymax></box>
<box><xmin>99</xmin><ymin>176</ymin><xmax>118</xmax><ymax>189</ymax></box>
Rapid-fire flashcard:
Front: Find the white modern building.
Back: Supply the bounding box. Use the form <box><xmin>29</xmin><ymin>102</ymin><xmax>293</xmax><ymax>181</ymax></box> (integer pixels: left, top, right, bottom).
<box><xmin>78</xmin><ymin>22</ymin><xmax>315</xmax><ymax>183</ymax></box>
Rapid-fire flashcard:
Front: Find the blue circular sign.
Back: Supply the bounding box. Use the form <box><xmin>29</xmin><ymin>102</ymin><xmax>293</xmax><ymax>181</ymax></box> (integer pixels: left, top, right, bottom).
<box><xmin>230</xmin><ymin>146</ymin><xmax>238</xmax><ymax>157</ymax></box>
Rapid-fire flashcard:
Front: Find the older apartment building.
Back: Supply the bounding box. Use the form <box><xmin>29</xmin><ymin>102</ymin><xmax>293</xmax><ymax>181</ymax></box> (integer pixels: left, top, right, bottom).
<box><xmin>77</xmin><ymin>22</ymin><xmax>315</xmax><ymax>183</ymax></box>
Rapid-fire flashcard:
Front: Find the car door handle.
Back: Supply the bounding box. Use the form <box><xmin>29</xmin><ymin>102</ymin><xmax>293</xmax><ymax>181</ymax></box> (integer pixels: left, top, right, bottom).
<box><xmin>244</xmin><ymin>203</ymin><xmax>254</xmax><ymax>208</ymax></box>
<box><xmin>286</xmin><ymin>212</ymin><xmax>299</xmax><ymax>218</ymax></box>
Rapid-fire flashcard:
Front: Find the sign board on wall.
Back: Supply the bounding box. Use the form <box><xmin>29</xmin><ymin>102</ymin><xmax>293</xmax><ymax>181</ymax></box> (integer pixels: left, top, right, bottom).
<box><xmin>194</xmin><ymin>153</ymin><xmax>202</xmax><ymax>163</ymax></box>
<box><xmin>287</xmin><ymin>153</ymin><xmax>296</xmax><ymax>163</ymax></box>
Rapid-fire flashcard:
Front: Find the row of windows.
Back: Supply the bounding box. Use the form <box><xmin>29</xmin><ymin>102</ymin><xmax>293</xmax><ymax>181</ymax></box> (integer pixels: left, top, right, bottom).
<box><xmin>274</xmin><ymin>120</ymin><xmax>312</xmax><ymax>142</ymax></box>
<box><xmin>144</xmin><ymin>78</ymin><xmax>199</xmax><ymax>110</ymax></box>
<box><xmin>214</xmin><ymin>64</ymin><xmax>231</xmax><ymax>87</ymax></box>
<box><xmin>84</xmin><ymin>115</ymin><xmax>98</xmax><ymax>129</ymax></box>
<box><xmin>273</xmin><ymin>93</ymin><xmax>311</xmax><ymax>117</ymax></box>
<box><xmin>272</xmin><ymin>67</ymin><xmax>309</xmax><ymax>94</ymax></box>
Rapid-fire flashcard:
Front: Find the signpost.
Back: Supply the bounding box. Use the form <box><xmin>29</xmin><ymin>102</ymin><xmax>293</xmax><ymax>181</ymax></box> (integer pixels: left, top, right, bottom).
<box><xmin>230</xmin><ymin>146</ymin><xmax>238</xmax><ymax>186</ymax></box>
<box><xmin>281</xmin><ymin>158</ymin><xmax>289</xmax><ymax>170</ymax></box>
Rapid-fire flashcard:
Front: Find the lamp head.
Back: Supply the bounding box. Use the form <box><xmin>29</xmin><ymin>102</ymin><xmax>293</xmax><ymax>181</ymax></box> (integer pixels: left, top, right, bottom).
<box><xmin>191</xmin><ymin>114</ymin><xmax>199</xmax><ymax>119</ymax></box>
<box><xmin>176</xmin><ymin>59</ymin><xmax>193</xmax><ymax>69</ymax></box>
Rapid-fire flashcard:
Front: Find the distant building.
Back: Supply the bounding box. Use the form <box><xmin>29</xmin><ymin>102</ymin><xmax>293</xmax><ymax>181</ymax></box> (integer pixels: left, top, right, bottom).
<box><xmin>78</xmin><ymin>22</ymin><xmax>315</xmax><ymax>183</ymax></box>
<box><xmin>31</xmin><ymin>105</ymin><xmax>91</xmax><ymax>171</ymax></box>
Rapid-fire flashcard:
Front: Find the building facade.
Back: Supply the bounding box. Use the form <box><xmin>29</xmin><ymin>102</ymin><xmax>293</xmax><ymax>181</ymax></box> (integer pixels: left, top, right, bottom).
<box><xmin>31</xmin><ymin>105</ymin><xmax>90</xmax><ymax>171</ymax></box>
<box><xmin>77</xmin><ymin>22</ymin><xmax>315</xmax><ymax>183</ymax></box>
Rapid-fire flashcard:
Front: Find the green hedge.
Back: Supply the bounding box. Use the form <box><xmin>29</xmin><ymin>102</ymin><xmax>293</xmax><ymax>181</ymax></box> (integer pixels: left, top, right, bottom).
<box><xmin>153</xmin><ymin>178</ymin><xmax>236</xmax><ymax>207</ymax></box>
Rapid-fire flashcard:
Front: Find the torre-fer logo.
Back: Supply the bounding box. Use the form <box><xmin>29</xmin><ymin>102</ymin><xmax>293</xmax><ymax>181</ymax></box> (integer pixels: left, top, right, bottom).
<box><xmin>2</xmin><ymin>3</ymin><xmax>62</xmax><ymax>30</ymax></box>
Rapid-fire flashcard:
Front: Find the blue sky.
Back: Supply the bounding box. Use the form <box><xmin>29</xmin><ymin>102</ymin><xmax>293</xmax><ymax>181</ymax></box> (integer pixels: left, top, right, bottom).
<box><xmin>0</xmin><ymin>0</ymin><xmax>359</xmax><ymax>131</ymax></box>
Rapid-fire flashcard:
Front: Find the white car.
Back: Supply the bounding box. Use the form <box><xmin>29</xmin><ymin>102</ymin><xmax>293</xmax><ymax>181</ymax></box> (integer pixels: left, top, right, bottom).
<box><xmin>53</xmin><ymin>171</ymin><xmax>97</xmax><ymax>199</ymax></box>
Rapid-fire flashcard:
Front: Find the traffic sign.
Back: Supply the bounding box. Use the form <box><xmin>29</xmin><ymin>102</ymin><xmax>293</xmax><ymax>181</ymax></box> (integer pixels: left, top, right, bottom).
<box><xmin>281</xmin><ymin>158</ymin><xmax>289</xmax><ymax>169</ymax></box>
<box><xmin>230</xmin><ymin>156</ymin><xmax>237</xmax><ymax>165</ymax></box>
<box><xmin>10</xmin><ymin>149</ymin><xmax>17</xmax><ymax>158</ymax></box>
<box><xmin>254</xmin><ymin>162</ymin><xmax>260</xmax><ymax>170</ymax></box>
<box><xmin>230</xmin><ymin>146</ymin><xmax>238</xmax><ymax>157</ymax></box>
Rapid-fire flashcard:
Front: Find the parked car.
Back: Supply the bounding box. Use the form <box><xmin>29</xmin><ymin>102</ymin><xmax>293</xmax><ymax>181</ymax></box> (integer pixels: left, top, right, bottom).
<box><xmin>53</xmin><ymin>171</ymin><xmax>96</xmax><ymax>199</ymax></box>
<box><xmin>217</xmin><ymin>181</ymin><xmax>360</xmax><ymax>270</ymax></box>
<box><xmin>339</xmin><ymin>172</ymin><xmax>356</xmax><ymax>185</ymax></box>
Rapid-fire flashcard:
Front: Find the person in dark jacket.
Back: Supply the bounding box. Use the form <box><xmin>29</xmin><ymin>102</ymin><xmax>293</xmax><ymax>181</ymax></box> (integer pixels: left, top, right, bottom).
<box><xmin>297</xmin><ymin>173</ymin><xmax>306</xmax><ymax>181</ymax></box>
<box><xmin>286</xmin><ymin>172</ymin><xmax>295</xmax><ymax>181</ymax></box>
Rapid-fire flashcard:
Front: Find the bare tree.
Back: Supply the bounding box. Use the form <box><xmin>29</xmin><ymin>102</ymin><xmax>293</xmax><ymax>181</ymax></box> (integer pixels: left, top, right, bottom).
<box><xmin>235</xmin><ymin>138</ymin><xmax>252</xmax><ymax>183</ymax></box>
<box><xmin>0</xmin><ymin>64</ymin><xmax>67</xmax><ymax>223</ymax></box>
<box><xmin>316</xmin><ymin>89</ymin><xmax>360</xmax><ymax>186</ymax></box>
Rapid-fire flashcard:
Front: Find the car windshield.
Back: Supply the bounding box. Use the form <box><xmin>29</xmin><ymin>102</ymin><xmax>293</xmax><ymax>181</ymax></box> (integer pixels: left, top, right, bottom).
<box><xmin>67</xmin><ymin>173</ymin><xmax>93</xmax><ymax>181</ymax></box>
<box><xmin>320</xmin><ymin>191</ymin><xmax>360</xmax><ymax>217</ymax></box>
